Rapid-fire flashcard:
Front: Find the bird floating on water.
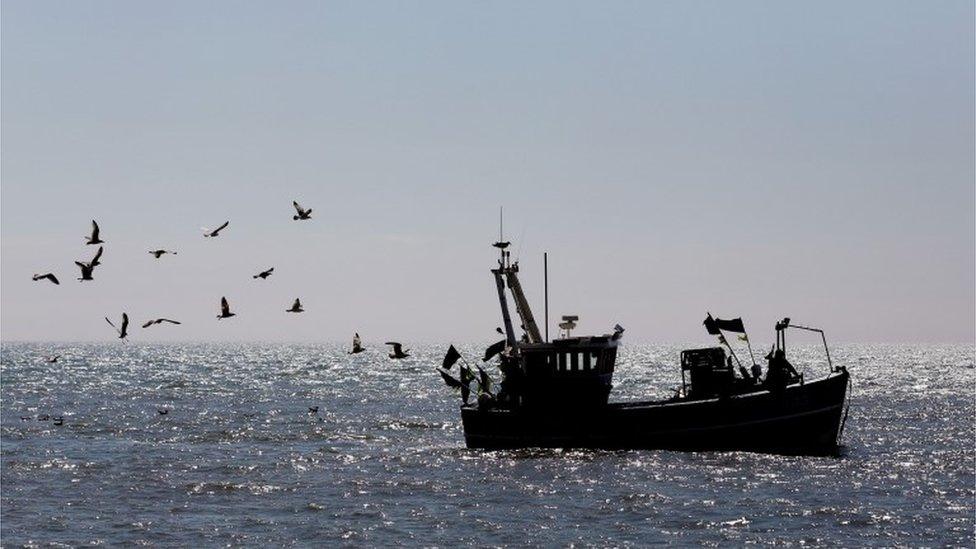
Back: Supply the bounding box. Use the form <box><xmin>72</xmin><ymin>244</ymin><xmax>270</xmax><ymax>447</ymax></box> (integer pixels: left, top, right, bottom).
<box><xmin>286</xmin><ymin>298</ymin><xmax>304</xmax><ymax>313</ymax></box>
<box><xmin>149</xmin><ymin>249</ymin><xmax>177</xmax><ymax>259</ymax></box>
<box><xmin>142</xmin><ymin>318</ymin><xmax>181</xmax><ymax>328</ymax></box>
<box><xmin>349</xmin><ymin>333</ymin><xmax>365</xmax><ymax>354</ymax></box>
<box><xmin>85</xmin><ymin>220</ymin><xmax>104</xmax><ymax>245</ymax></box>
<box><xmin>308</xmin><ymin>406</ymin><xmax>319</xmax><ymax>414</ymax></box>
<box><xmin>105</xmin><ymin>312</ymin><xmax>129</xmax><ymax>339</ymax></box>
<box><xmin>203</xmin><ymin>221</ymin><xmax>229</xmax><ymax>238</ymax></box>
<box><xmin>158</xmin><ymin>409</ymin><xmax>168</xmax><ymax>415</ymax></box>
<box><xmin>47</xmin><ymin>355</ymin><xmax>60</xmax><ymax>363</ymax></box>
<box><xmin>253</xmin><ymin>267</ymin><xmax>274</xmax><ymax>280</ymax></box>
<box><xmin>217</xmin><ymin>296</ymin><xmax>235</xmax><ymax>319</ymax></box>
<box><xmin>32</xmin><ymin>273</ymin><xmax>59</xmax><ymax>285</ymax></box>
<box><xmin>386</xmin><ymin>342</ymin><xmax>410</xmax><ymax>359</ymax></box>
<box><xmin>292</xmin><ymin>201</ymin><xmax>312</xmax><ymax>220</ymax></box>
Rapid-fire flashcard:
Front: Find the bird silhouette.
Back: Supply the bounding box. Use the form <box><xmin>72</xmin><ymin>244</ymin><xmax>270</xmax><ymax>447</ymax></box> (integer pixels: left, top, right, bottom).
<box><xmin>75</xmin><ymin>261</ymin><xmax>95</xmax><ymax>281</ymax></box>
<box><xmin>149</xmin><ymin>249</ymin><xmax>177</xmax><ymax>259</ymax></box>
<box><xmin>292</xmin><ymin>201</ymin><xmax>312</xmax><ymax>220</ymax></box>
<box><xmin>286</xmin><ymin>298</ymin><xmax>304</xmax><ymax>313</ymax></box>
<box><xmin>105</xmin><ymin>313</ymin><xmax>129</xmax><ymax>339</ymax></box>
<box><xmin>53</xmin><ymin>417</ymin><xmax>64</xmax><ymax>426</ymax></box>
<box><xmin>47</xmin><ymin>355</ymin><xmax>60</xmax><ymax>363</ymax></box>
<box><xmin>308</xmin><ymin>406</ymin><xmax>319</xmax><ymax>414</ymax></box>
<box><xmin>253</xmin><ymin>267</ymin><xmax>274</xmax><ymax>280</ymax></box>
<box><xmin>142</xmin><ymin>318</ymin><xmax>181</xmax><ymax>328</ymax></box>
<box><xmin>158</xmin><ymin>409</ymin><xmax>169</xmax><ymax>415</ymax></box>
<box><xmin>217</xmin><ymin>297</ymin><xmax>235</xmax><ymax>319</ymax></box>
<box><xmin>32</xmin><ymin>273</ymin><xmax>59</xmax><ymax>285</ymax></box>
<box><xmin>348</xmin><ymin>333</ymin><xmax>365</xmax><ymax>354</ymax></box>
<box><xmin>88</xmin><ymin>246</ymin><xmax>103</xmax><ymax>267</ymax></box>
<box><xmin>386</xmin><ymin>342</ymin><xmax>410</xmax><ymax>359</ymax></box>
<box><xmin>203</xmin><ymin>221</ymin><xmax>229</xmax><ymax>238</ymax></box>
<box><xmin>85</xmin><ymin>220</ymin><xmax>104</xmax><ymax>245</ymax></box>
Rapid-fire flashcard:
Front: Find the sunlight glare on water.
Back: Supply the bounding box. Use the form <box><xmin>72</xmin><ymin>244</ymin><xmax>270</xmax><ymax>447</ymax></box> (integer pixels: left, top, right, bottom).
<box><xmin>1</xmin><ymin>342</ymin><xmax>973</xmax><ymax>545</ymax></box>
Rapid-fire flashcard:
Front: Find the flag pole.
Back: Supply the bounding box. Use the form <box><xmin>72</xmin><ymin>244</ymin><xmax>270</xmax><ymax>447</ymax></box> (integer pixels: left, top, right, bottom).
<box><xmin>719</xmin><ymin>334</ymin><xmax>743</xmax><ymax>369</ymax></box>
<box><xmin>743</xmin><ymin>329</ymin><xmax>757</xmax><ymax>366</ymax></box>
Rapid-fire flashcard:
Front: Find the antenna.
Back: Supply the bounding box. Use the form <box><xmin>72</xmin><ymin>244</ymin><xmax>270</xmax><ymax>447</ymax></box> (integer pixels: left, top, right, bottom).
<box><xmin>499</xmin><ymin>206</ymin><xmax>503</xmax><ymax>241</ymax></box>
<box><xmin>544</xmin><ymin>252</ymin><xmax>549</xmax><ymax>342</ymax></box>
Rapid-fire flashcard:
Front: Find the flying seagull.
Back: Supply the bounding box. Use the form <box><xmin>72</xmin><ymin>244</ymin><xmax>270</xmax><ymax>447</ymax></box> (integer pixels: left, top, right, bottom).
<box><xmin>32</xmin><ymin>273</ymin><xmax>59</xmax><ymax>285</ymax></box>
<box><xmin>292</xmin><ymin>201</ymin><xmax>312</xmax><ymax>220</ymax></box>
<box><xmin>105</xmin><ymin>313</ymin><xmax>129</xmax><ymax>339</ymax></box>
<box><xmin>85</xmin><ymin>220</ymin><xmax>104</xmax><ymax>245</ymax></box>
<box><xmin>142</xmin><ymin>318</ymin><xmax>181</xmax><ymax>328</ymax></box>
<box><xmin>203</xmin><ymin>221</ymin><xmax>229</xmax><ymax>238</ymax></box>
<box><xmin>286</xmin><ymin>298</ymin><xmax>304</xmax><ymax>313</ymax></box>
<box><xmin>348</xmin><ymin>333</ymin><xmax>365</xmax><ymax>354</ymax></box>
<box><xmin>75</xmin><ymin>261</ymin><xmax>95</xmax><ymax>281</ymax></box>
<box><xmin>386</xmin><ymin>342</ymin><xmax>410</xmax><ymax>359</ymax></box>
<box><xmin>253</xmin><ymin>267</ymin><xmax>274</xmax><ymax>280</ymax></box>
<box><xmin>149</xmin><ymin>249</ymin><xmax>177</xmax><ymax>259</ymax></box>
<box><xmin>88</xmin><ymin>246</ymin><xmax>103</xmax><ymax>267</ymax></box>
<box><xmin>217</xmin><ymin>296</ymin><xmax>235</xmax><ymax>319</ymax></box>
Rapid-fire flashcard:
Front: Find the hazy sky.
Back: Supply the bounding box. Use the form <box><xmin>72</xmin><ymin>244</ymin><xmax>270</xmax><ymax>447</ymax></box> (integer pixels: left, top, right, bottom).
<box><xmin>2</xmin><ymin>1</ymin><xmax>973</xmax><ymax>344</ymax></box>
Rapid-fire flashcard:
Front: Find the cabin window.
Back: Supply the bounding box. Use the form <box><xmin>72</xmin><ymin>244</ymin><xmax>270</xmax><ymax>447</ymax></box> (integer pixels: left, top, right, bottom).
<box><xmin>570</xmin><ymin>352</ymin><xmax>579</xmax><ymax>371</ymax></box>
<box><xmin>591</xmin><ymin>351</ymin><xmax>601</xmax><ymax>371</ymax></box>
<box><xmin>583</xmin><ymin>352</ymin><xmax>591</xmax><ymax>370</ymax></box>
<box><xmin>558</xmin><ymin>353</ymin><xmax>567</xmax><ymax>372</ymax></box>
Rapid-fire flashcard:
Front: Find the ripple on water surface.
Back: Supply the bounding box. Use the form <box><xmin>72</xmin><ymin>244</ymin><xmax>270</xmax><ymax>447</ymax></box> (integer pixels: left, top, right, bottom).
<box><xmin>1</xmin><ymin>342</ymin><xmax>973</xmax><ymax>546</ymax></box>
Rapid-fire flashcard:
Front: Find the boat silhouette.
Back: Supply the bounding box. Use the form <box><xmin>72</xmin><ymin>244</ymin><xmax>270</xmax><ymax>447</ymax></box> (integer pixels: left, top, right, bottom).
<box><xmin>445</xmin><ymin>228</ymin><xmax>851</xmax><ymax>456</ymax></box>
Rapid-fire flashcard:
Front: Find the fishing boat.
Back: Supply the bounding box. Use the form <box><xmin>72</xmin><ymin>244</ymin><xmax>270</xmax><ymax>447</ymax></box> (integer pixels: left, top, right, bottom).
<box><xmin>438</xmin><ymin>232</ymin><xmax>851</xmax><ymax>456</ymax></box>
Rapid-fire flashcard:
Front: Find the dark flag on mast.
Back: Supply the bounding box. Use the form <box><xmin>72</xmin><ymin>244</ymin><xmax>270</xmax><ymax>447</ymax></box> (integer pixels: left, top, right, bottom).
<box><xmin>483</xmin><ymin>339</ymin><xmax>506</xmax><ymax>362</ymax></box>
<box><xmin>476</xmin><ymin>366</ymin><xmax>493</xmax><ymax>395</ymax></box>
<box><xmin>704</xmin><ymin>313</ymin><xmax>721</xmax><ymax>335</ymax></box>
<box><xmin>459</xmin><ymin>365</ymin><xmax>476</xmax><ymax>404</ymax></box>
<box><xmin>439</xmin><ymin>370</ymin><xmax>463</xmax><ymax>390</ymax></box>
<box><xmin>716</xmin><ymin>317</ymin><xmax>745</xmax><ymax>333</ymax></box>
<box><xmin>442</xmin><ymin>345</ymin><xmax>462</xmax><ymax>370</ymax></box>
<box><xmin>704</xmin><ymin>313</ymin><xmax>746</xmax><ymax>334</ymax></box>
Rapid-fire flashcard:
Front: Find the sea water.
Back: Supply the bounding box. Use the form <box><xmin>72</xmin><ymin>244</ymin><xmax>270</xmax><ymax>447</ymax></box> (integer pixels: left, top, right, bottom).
<box><xmin>1</xmin><ymin>342</ymin><xmax>973</xmax><ymax>546</ymax></box>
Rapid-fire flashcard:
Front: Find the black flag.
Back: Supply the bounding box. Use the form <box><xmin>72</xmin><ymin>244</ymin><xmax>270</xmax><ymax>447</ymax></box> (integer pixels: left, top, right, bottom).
<box><xmin>483</xmin><ymin>339</ymin><xmax>506</xmax><ymax>362</ymax></box>
<box><xmin>476</xmin><ymin>366</ymin><xmax>492</xmax><ymax>395</ymax></box>
<box><xmin>442</xmin><ymin>345</ymin><xmax>461</xmax><ymax>370</ymax></box>
<box><xmin>439</xmin><ymin>370</ymin><xmax>463</xmax><ymax>390</ymax></box>
<box><xmin>703</xmin><ymin>314</ymin><xmax>721</xmax><ymax>335</ymax></box>
<box><xmin>704</xmin><ymin>314</ymin><xmax>746</xmax><ymax>334</ymax></box>
<box><xmin>459</xmin><ymin>365</ymin><xmax>475</xmax><ymax>404</ymax></box>
<box><xmin>715</xmin><ymin>317</ymin><xmax>746</xmax><ymax>333</ymax></box>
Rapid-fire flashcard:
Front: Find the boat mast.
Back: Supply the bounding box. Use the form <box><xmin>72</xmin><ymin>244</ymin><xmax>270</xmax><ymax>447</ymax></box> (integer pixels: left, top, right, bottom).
<box><xmin>504</xmin><ymin>264</ymin><xmax>543</xmax><ymax>343</ymax></box>
<box><xmin>492</xmin><ymin>208</ymin><xmax>517</xmax><ymax>348</ymax></box>
<box><xmin>491</xmin><ymin>208</ymin><xmax>543</xmax><ymax>346</ymax></box>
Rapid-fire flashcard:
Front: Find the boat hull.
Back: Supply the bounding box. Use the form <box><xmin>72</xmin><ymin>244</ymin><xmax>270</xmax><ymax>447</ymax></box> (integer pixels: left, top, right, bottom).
<box><xmin>461</xmin><ymin>370</ymin><xmax>850</xmax><ymax>455</ymax></box>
